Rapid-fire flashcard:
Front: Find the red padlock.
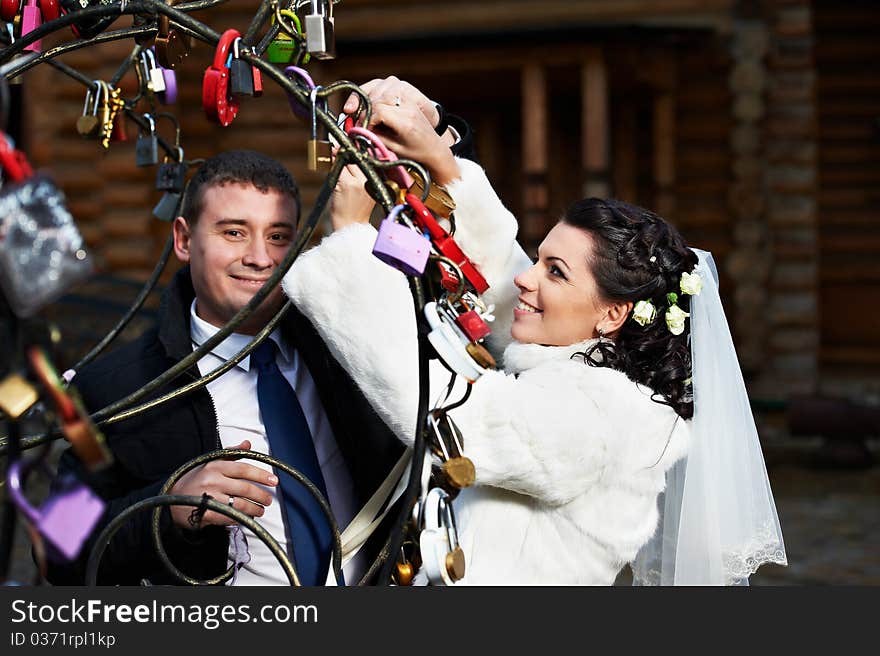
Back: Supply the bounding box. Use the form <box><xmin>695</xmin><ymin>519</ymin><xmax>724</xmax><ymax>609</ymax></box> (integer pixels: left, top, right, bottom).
<box><xmin>405</xmin><ymin>193</ymin><xmax>489</xmax><ymax>294</ymax></box>
<box><xmin>1</xmin><ymin>0</ymin><xmax>20</xmax><ymax>23</ymax></box>
<box><xmin>202</xmin><ymin>28</ymin><xmax>241</xmax><ymax>126</ymax></box>
<box><xmin>0</xmin><ymin>135</ymin><xmax>34</xmax><ymax>183</ymax></box>
<box><xmin>253</xmin><ymin>64</ymin><xmax>263</xmax><ymax>97</ymax></box>
<box><xmin>40</xmin><ymin>0</ymin><xmax>59</xmax><ymax>21</ymax></box>
<box><xmin>455</xmin><ymin>310</ymin><xmax>492</xmax><ymax>342</ymax></box>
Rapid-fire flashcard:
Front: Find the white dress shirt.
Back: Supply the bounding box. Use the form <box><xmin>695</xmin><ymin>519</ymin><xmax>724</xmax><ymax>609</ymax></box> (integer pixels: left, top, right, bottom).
<box><xmin>189</xmin><ymin>301</ymin><xmax>365</xmax><ymax>585</ymax></box>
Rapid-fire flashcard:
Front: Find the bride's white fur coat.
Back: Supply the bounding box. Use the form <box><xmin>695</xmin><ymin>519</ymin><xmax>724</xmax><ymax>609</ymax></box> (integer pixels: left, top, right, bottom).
<box><xmin>283</xmin><ymin>159</ymin><xmax>689</xmax><ymax>585</ymax></box>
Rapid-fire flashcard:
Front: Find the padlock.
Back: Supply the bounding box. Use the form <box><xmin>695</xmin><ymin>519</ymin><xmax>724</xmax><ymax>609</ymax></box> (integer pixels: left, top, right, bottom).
<box><xmin>158</xmin><ymin>66</ymin><xmax>177</xmax><ymax>104</ymax></box>
<box><xmin>59</xmin><ymin>0</ymin><xmax>116</xmax><ymax>40</ymax></box>
<box><xmin>418</xmin><ymin>487</ymin><xmax>465</xmax><ymax>585</ymax></box>
<box><xmin>110</xmin><ymin>110</ymin><xmax>127</xmax><ymax>143</ymax></box>
<box><xmin>98</xmin><ymin>82</ymin><xmax>125</xmax><ymax>150</ymax></box>
<box><xmin>406</xmin><ymin>193</ymin><xmax>489</xmax><ymax>294</ymax></box>
<box><xmin>428</xmin><ymin>411</ymin><xmax>475</xmax><ymax>491</ymax></box>
<box><xmin>202</xmin><ymin>28</ymin><xmax>241</xmax><ymax>126</ymax></box>
<box><xmin>408</xmin><ymin>169</ymin><xmax>456</xmax><ymax>220</ymax></box>
<box><xmin>141</xmin><ymin>48</ymin><xmax>166</xmax><ymax>94</ymax></box>
<box><xmin>75</xmin><ymin>83</ymin><xmax>101</xmax><ymax>138</ymax></box>
<box><xmin>155</xmin><ymin>148</ymin><xmax>186</xmax><ymax>192</ymax></box>
<box><xmin>424</xmin><ymin>302</ymin><xmax>486</xmax><ymax>383</ymax></box>
<box><xmin>155</xmin><ymin>0</ymin><xmax>192</xmax><ymax>69</ymax></box>
<box><xmin>301</xmin><ymin>0</ymin><xmax>335</xmax><ymax>60</ymax></box>
<box><xmin>465</xmin><ymin>342</ymin><xmax>496</xmax><ymax>370</ymax></box>
<box><xmin>228</xmin><ymin>37</ymin><xmax>255</xmax><ymax>97</ymax></box>
<box><xmin>135</xmin><ymin>114</ymin><xmax>159</xmax><ymax>167</ymax></box>
<box><xmin>455</xmin><ymin>309</ymin><xmax>492</xmax><ymax>342</ymax></box>
<box><xmin>0</xmin><ymin>373</ymin><xmax>39</xmax><ymax>419</ymax></box>
<box><xmin>0</xmin><ymin>137</ymin><xmax>92</xmax><ymax>317</ymax></box>
<box><xmin>7</xmin><ymin>462</ymin><xmax>105</xmax><ymax>562</ymax></box>
<box><xmin>269</xmin><ymin>8</ymin><xmax>309</xmax><ymax>64</ymax></box>
<box><xmin>21</xmin><ymin>0</ymin><xmax>42</xmax><ymax>53</ymax></box>
<box><xmin>40</xmin><ymin>0</ymin><xmax>59</xmax><ymax>20</ymax></box>
<box><xmin>152</xmin><ymin>191</ymin><xmax>182</xmax><ymax>222</ymax></box>
<box><xmin>307</xmin><ymin>86</ymin><xmax>331</xmax><ymax>172</ymax></box>
<box><xmin>283</xmin><ymin>65</ymin><xmax>315</xmax><ymax>121</ymax></box>
<box><xmin>372</xmin><ymin>204</ymin><xmax>430</xmax><ymax>276</ymax></box>
<box><xmin>1</xmin><ymin>0</ymin><xmax>20</xmax><ymax>22</ymax></box>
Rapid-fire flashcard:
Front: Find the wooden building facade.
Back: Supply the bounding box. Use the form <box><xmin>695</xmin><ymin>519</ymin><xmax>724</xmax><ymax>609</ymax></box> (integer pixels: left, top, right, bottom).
<box><xmin>13</xmin><ymin>0</ymin><xmax>880</xmax><ymax>404</ymax></box>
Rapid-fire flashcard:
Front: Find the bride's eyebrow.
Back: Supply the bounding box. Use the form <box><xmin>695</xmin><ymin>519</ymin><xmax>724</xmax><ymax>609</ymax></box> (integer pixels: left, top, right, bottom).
<box><xmin>546</xmin><ymin>256</ymin><xmax>570</xmax><ymax>272</ymax></box>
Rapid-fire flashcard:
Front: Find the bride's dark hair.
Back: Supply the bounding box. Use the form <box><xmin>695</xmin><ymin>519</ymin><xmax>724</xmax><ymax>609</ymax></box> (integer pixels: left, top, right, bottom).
<box><xmin>563</xmin><ymin>198</ymin><xmax>699</xmax><ymax>419</ymax></box>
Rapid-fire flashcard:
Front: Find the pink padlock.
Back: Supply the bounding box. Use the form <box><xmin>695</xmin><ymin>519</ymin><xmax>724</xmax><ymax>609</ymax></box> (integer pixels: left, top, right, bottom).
<box><xmin>22</xmin><ymin>0</ymin><xmax>43</xmax><ymax>53</ymax></box>
<box><xmin>372</xmin><ymin>204</ymin><xmax>430</xmax><ymax>276</ymax></box>
<box><xmin>8</xmin><ymin>459</ymin><xmax>105</xmax><ymax>561</ymax></box>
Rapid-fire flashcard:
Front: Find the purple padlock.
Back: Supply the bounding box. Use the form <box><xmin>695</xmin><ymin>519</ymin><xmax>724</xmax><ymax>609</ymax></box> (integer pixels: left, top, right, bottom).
<box><xmin>284</xmin><ymin>66</ymin><xmax>315</xmax><ymax>121</ymax></box>
<box><xmin>8</xmin><ymin>460</ymin><xmax>105</xmax><ymax>561</ymax></box>
<box><xmin>372</xmin><ymin>204</ymin><xmax>431</xmax><ymax>276</ymax></box>
<box><xmin>158</xmin><ymin>68</ymin><xmax>177</xmax><ymax>104</ymax></box>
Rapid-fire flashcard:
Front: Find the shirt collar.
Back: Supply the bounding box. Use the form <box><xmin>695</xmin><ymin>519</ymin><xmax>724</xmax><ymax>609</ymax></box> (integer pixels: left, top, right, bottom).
<box><xmin>189</xmin><ymin>299</ymin><xmax>290</xmax><ymax>372</ymax></box>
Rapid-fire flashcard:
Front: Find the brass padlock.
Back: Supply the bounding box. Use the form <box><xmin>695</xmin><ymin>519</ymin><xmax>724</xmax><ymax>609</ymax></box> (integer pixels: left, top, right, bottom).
<box><xmin>307</xmin><ymin>87</ymin><xmax>332</xmax><ymax>172</ymax></box>
<box><xmin>409</xmin><ymin>169</ymin><xmax>456</xmax><ymax>220</ymax></box>
<box><xmin>75</xmin><ymin>83</ymin><xmax>103</xmax><ymax>138</ymax></box>
<box><xmin>440</xmin><ymin>457</ymin><xmax>476</xmax><ymax>491</ymax></box>
<box><xmin>0</xmin><ymin>373</ymin><xmax>39</xmax><ymax>419</ymax></box>
<box><xmin>445</xmin><ymin>546</ymin><xmax>466</xmax><ymax>582</ymax></box>
<box><xmin>155</xmin><ymin>0</ymin><xmax>193</xmax><ymax>69</ymax></box>
<box><xmin>466</xmin><ymin>342</ymin><xmax>496</xmax><ymax>370</ymax></box>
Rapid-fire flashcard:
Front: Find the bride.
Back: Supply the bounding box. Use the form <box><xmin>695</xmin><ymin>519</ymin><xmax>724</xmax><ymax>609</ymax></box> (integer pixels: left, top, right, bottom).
<box><xmin>282</xmin><ymin>79</ymin><xmax>787</xmax><ymax>585</ymax></box>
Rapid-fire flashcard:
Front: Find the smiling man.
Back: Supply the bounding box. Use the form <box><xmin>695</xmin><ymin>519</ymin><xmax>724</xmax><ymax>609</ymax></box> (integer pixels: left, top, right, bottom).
<box><xmin>45</xmin><ymin>151</ymin><xmax>408</xmax><ymax>586</ymax></box>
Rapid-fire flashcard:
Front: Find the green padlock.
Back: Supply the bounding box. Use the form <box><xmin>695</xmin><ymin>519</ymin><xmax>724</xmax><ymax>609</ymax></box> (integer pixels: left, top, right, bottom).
<box><xmin>267</xmin><ymin>8</ymin><xmax>309</xmax><ymax>65</ymax></box>
<box><xmin>267</xmin><ymin>36</ymin><xmax>298</xmax><ymax>64</ymax></box>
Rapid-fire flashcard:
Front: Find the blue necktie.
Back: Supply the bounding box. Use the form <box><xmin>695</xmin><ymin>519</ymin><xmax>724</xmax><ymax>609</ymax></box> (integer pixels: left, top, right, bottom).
<box><xmin>251</xmin><ymin>340</ymin><xmax>332</xmax><ymax>585</ymax></box>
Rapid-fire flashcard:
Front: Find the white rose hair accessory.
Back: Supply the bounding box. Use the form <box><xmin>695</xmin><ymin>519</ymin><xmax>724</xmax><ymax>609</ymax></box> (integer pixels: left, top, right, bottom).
<box><xmin>630</xmin><ymin>269</ymin><xmax>702</xmax><ymax>334</ymax></box>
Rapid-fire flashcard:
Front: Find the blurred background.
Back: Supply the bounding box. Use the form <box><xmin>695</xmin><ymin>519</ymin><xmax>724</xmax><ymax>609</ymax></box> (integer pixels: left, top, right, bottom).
<box><xmin>2</xmin><ymin>0</ymin><xmax>879</xmax><ymax>584</ymax></box>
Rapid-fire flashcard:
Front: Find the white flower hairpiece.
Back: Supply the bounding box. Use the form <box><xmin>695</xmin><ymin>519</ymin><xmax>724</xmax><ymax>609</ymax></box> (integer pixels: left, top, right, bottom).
<box><xmin>630</xmin><ymin>268</ymin><xmax>702</xmax><ymax>334</ymax></box>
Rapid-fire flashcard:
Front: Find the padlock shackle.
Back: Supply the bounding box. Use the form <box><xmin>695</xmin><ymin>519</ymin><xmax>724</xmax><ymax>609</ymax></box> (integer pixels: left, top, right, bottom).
<box><xmin>284</xmin><ymin>65</ymin><xmax>315</xmax><ymax>90</ymax></box>
<box><xmin>212</xmin><ymin>28</ymin><xmax>241</xmax><ymax>70</ymax></box>
<box><xmin>6</xmin><ymin>458</ymin><xmax>42</xmax><ymax>524</ymax></box>
<box><xmin>405</xmin><ymin>192</ymin><xmax>445</xmax><ymax>240</ymax></box>
<box><xmin>348</xmin><ymin>126</ymin><xmax>413</xmax><ymax>189</ymax></box>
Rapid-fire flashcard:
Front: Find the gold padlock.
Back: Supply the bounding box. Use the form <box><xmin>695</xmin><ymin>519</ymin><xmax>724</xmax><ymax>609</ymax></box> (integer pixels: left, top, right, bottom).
<box><xmin>466</xmin><ymin>342</ymin><xmax>496</xmax><ymax>370</ymax></box>
<box><xmin>409</xmin><ymin>169</ymin><xmax>456</xmax><ymax>220</ymax></box>
<box><xmin>0</xmin><ymin>373</ymin><xmax>39</xmax><ymax>419</ymax></box>
<box><xmin>445</xmin><ymin>546</ymin><xmax>466</xmax><ymax>582</ymax></box>
<box><xmin>440</xmin><ymin>456</ymin><xmax>476</xmax><ymax>490</ymax></box>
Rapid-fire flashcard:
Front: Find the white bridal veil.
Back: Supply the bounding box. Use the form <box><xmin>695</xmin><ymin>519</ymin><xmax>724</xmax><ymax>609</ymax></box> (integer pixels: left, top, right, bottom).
<box><xmin>632</xmin><ymin>249</ymin><xmax>787</xmax><ymax>585</ymax></box>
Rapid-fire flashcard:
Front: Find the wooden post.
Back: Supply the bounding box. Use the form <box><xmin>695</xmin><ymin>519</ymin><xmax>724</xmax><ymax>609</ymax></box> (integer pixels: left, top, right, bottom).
<box><xmin>521</xmin><ymin>63</ymin><xmax>549</xmax><ymax>243</ymax></box>
<box><xmin>581</xmin><ymin>47</ymin><xmax>610</xmax><ymax>199</ymax></box>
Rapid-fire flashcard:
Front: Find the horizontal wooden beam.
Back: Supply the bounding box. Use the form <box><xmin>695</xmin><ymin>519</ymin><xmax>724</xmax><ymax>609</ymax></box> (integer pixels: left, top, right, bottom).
<box><xmin>335</xmin><ymin>0</ymin><xmax>734</xmax><ymax>39</ymax></box>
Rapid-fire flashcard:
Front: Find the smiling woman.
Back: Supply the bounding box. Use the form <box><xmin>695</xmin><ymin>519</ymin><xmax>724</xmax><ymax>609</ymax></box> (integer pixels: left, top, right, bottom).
<box><xmin>282</xmin><ymin>76</ymin><xmax>786</xmax><ymax>586</ymax></box>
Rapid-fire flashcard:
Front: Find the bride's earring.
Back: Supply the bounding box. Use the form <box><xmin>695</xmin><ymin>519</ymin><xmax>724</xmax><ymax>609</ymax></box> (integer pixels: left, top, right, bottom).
<box><xmin>597</xmin><ymin>326</ymin><xmax>607</xmax><ymax>342</ymax></box>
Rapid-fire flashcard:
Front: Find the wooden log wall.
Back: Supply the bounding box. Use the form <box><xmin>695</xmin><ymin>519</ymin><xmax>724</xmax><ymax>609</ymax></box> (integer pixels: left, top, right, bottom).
<box><xmin>813</xmin><ymin>1</ymin><xmax>880</xmax><ymax>374</ymax></box>
<box><xmin>753</xmin><ymin>0</ymin><xmax>820</xmax><ymax>397</ymax></box>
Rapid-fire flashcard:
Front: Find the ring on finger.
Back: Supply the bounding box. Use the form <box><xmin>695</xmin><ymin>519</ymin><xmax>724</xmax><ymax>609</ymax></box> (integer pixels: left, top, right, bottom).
<box><xmin>228</xmin><ymin>496</ymin><xmax>235</xmax><ymax>508</ymax></box>
<box><xmin>393</xmin><ymin>96</ymin><xmax>402</xmax><ymax>107</ymax></box>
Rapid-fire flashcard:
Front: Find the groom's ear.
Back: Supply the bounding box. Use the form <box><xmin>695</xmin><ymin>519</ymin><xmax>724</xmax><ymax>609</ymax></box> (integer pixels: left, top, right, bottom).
<box><xmin>600</xmin><ymin>300</ymin><xmax>633</xmax><ymax>337</ymax></box>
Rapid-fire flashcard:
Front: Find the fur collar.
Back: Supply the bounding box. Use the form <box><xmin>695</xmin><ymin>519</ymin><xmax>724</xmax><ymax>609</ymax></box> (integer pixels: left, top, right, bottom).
<box><xmin>503</xmin><ymin>337</ymin><xmax>600</xmax><ymax>374</ymax></box>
